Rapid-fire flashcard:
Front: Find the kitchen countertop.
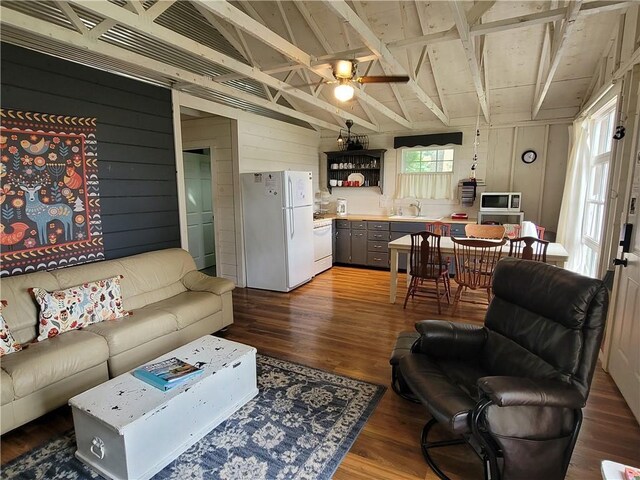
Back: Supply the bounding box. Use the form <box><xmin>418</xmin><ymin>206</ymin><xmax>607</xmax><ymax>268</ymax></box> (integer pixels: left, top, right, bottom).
<box><xmin>314</xmin><ymin>214</ymin><xmax>477</xmax><ymax>224</ymax></box>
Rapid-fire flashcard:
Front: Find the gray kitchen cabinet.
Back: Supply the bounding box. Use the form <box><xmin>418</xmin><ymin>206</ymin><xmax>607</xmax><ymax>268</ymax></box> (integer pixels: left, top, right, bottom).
<box><xmin>367</xmin><ymin>221</ymin><xmax>390</xmax><ymax>268</ymax></box>
<box><xmin>335</xmin><ymin>225</ymin><xmax>351</xmax><ymax>264</ymax></box>
<box><xmin>351</xmin><ymin>229</ymin><xmax>368</xmax><ymax>265</ymax></box>
<box><xmin>334</xmin><ymin>220</ymin><xmax>388</xmax><ymax>266</ymax></box>
<box><xmin>450</xmin><ymin>223</ymin><xmax>466</xmax><ymax>237</ymax></box>
<box><xmin>334</xmin><ymin>219</ymin><xmax>469</xmax><ymax>270</ymax></box>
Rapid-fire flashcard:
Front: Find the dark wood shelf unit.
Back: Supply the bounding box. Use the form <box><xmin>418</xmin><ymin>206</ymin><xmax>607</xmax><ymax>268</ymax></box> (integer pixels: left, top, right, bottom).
<box><xmin>325</xmin><ymin>149</ymin><xmax>386</xmax><ymax>193</ymax></box>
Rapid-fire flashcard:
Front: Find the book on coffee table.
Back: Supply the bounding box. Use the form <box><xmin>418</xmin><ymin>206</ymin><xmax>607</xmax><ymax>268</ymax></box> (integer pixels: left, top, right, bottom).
<box><xmin>133</xmin><ymin>357</ymin><xmax>203</xmax><ymax>391</ymax></box>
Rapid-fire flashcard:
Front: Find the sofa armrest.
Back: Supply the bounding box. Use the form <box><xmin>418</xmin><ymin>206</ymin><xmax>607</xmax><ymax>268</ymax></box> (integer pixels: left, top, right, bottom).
<box><xmin>182</xmin><ymin>271</ymin><xmax>235</xmax><ymax>296</ymax></box>
<box><xmin>412</xmin><ymin>320</ymin><xmax>487</xmax><ymax>359</ymax></box>
<box><xmin>477</xmin><ymin>376</ymin><xmax>585</xmax><ymax>409</ymax></box>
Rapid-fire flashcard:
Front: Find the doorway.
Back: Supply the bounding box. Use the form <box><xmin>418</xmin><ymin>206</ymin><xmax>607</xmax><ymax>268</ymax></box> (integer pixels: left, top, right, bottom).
<box><xmin>183</xmin><ymin>148</ymin><xmax>216</xmax><ymax>272</ymax></box>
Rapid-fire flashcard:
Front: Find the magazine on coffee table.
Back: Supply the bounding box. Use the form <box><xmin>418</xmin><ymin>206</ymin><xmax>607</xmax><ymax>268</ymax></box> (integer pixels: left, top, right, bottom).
<box><xmin>133</xmin><ymin>357</ymin><xmax>203</xmax><ymax>391</ymax></box>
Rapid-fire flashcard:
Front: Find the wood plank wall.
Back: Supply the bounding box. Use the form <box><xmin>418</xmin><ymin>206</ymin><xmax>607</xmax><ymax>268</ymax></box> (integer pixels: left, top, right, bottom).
<box><xmin>0</xmin><ymin>43</ymin><xmax>179</xmax><ymax>261</ymax></box>
<box><xmin>319</xmin><ymin>123</ymin><xmax>570</xmax><ymax>234</ymax></box>
<box><xmin>181</xmin><ymin>116</ymin><xmax>239</xmax><ymax>284</ymax></box>
<box><xmin>180</xmin><ymin>113</ymin><xmax>320</xmax><ymax>287</ymax></box>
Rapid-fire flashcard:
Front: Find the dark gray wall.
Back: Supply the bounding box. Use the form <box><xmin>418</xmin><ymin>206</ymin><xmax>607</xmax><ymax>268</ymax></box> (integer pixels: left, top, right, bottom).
<box><xmin>1</xmin><ymin>43</ymin><xmax>180</xmax><ymax>259</ymax></box>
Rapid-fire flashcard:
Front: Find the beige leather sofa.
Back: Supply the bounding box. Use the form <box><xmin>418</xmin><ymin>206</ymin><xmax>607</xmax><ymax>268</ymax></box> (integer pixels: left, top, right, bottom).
<box><xmin>0</xmin><ymin>248</ymin><xmax>234</xmax><ymax>434</ymax></box>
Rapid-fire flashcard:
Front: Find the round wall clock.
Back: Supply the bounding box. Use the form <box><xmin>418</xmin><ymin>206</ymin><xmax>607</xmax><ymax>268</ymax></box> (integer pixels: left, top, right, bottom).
<box><xmin>522</xmin><ymin>149</ymin><xmax>537</xmax><ymax>164</ymax></box>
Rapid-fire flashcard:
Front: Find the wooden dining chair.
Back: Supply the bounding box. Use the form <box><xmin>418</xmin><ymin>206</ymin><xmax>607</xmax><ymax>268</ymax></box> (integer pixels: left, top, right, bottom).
<box><xmin>451</xmin><ymin>237</ymin><xmax>507</xmax><ymax>312</ymax></box>
<box><xmin>510</xmin><ymin>224</ymin><xmax>546</xmax><ymax>240</ymax></box>
<box><xmin>509</xmin><ymin>236</ymin><xmax>550</xmax><ymax>262</ymax></box>
<box><xmin>404</xmin><ymin>231</ymin><xmax>451</xmax><ymax>314</ymax></box>
<box><xmin>425</xmin><ymin>221</ymin><xmax>451</xmax><ymax>236</ymax></box>
<box><xmin>465</xmin><ymin>224</ymin><xmax>506</xmax><ymax>239</ymax></box>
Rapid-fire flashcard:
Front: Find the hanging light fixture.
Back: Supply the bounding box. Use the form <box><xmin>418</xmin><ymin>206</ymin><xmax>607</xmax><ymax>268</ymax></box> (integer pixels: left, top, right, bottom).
<box><xmin>334</xmin><ymin>60</ymin><xmax>355</xmax><ymax>79</ymax></box>
<box><xmin>334</xmin><ymin>80</ymin><xmax>355</xmax><ymax>102</ymax></box>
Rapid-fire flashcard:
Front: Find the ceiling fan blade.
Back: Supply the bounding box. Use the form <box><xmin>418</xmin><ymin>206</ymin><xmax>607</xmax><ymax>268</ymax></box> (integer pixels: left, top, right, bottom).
<box><xmin>356</xmin><ymin>75</ymin><xmax>410</xmax><ymax>84</ymax></box>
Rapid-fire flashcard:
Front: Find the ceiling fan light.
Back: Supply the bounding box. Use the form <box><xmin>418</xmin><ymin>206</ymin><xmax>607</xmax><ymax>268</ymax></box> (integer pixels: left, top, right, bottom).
<box><xmin>334</xmin><ymin>60</ymin><xmax>354</xmax><ymax>79</ymax></box>
<box><xmin>334</xmin><ymin>83</ymin><xmax>355</xmax><ymax>102</ymax></box>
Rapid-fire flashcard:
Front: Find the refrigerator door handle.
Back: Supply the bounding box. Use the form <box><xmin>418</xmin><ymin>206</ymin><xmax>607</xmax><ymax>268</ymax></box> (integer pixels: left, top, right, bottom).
<box><xmin>290</xmin><ymin>208</ymin><xmax>295</xmax><ymax>238</ymax></box>
<box><xmin>288</xmin><ymin>176</ymin><xmax>294</xmax><ymax>207</ymax></box>
<box><xmin>287</xmin><ymin>176</ymin><xmax>295</xmax><ymax>239</ymax></box>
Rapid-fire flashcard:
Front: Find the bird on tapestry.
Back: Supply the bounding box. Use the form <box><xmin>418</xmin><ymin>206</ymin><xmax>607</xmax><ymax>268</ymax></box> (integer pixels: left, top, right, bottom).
<box><xmin>0</xmin><ymin>223</ymin><xmax>30</xmax><ymax>247</ymax></box>
<box><xmin>20</xmin><ymin>137</ymin><xmax>50</xmax><ymax>155</ymax></box>
<box><xmin>63</xmin><ymin>166</ymin><xmax>83</xmax><ymax>189</ymax></box>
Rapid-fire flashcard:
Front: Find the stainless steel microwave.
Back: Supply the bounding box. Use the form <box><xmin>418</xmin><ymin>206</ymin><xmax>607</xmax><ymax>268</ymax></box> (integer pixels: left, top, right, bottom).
<box><xmin>479</xmin><ymin>192</ymin><xmax>522</xmax><ymax>212</ymax></box>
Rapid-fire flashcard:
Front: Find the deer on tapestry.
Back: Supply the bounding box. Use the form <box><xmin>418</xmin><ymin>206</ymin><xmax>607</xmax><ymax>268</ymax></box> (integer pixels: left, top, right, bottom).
<box><xmin>19</xmin><ymin>184</ymin><xmax>74</xmax><ymax>245</ymax></box>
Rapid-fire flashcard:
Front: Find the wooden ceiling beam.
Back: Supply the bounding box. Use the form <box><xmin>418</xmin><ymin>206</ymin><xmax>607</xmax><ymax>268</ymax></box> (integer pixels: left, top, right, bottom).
<box><xmin>66</xmin><ymin>0</ymin><xmax>378</xmax><ymax>131</ymax></box>
<box><xmin>389</xmin><ymin>1</ymin><xmax>630</xmax><ymax>49</ymax></box>
<box><xmin>200</xmin><ymin>0</ymin><xmax>409</xmax><ymax>129</ymax></box>
<box><xmin>323</xmin><ymin>0</ymin><xmax>449</xmax><ymax>125</ymax></box>
<box><xmin>145</xmin><ymin>0</ymin><xmax>175</xmax><ymax>21</ymax></box>
<box><xmin>193</xmin><ymin>0</ymin><xmax>311</xmax><ymax>67</ymax></box>
<box><xmin>193</xmin><ymin>3</ymin><xmax>245</xmax><ymax>58</ymax></box>
<box><xmin>352</xmin><ymin>1</ymin><xmax>412</xmax><ymax>123</ymax></box>
<box><xmin>0</xmin><ymin>6</ymin><xmax>342</xmax><ymax>132</ymax></box>
<box><xmin>87</xmin><ymin>19</ymin><xmax>116</xmax><ymax>40</ymax></box>
<box><xmin>414</xmin><ymin>2</ymin><xmax>448</xmax><ymax>120</ymax></box>
<box><xmin>388</xmin><ymin>1</ymin><xmax>494</xmax><ymax>50</ymax></box>
<box><xmin>470</xmin><ymin>7</ymin><xmax>567</xmax><ymax>36</ymax></box>
<box><xmin>467</xmin><ymin>1</ymin><xmax>497</xmax><ymax>26</ymax></box>
<box><xmin>194</xmin><ymin>2</ymin><xmax>274</xmax><ymax>101</ymax></box>
<box><xmin>294</xmin><ymin>1</ymin><xmax>388</xmax><ymax>128</ymax></box>
<box><xmin>293</xmin><ymin>1</ymin><xmax>333</xmax><ymax>53</ymax></box>
<box><xmin>533</xmin><ymin>23</ymin><xmax>552</xmax><ymax>112</ymax></box>
<box><xmin>53</xmin><ymin>1</ymin><xmax>88</xmax><ymax>34</ymax></box>
<box><xmin>449</xmin><ymin>1</ymin><xmax>490</xmax><ymax>122</ymax></box>
<box><xmin>532</xmin><ymin>0</ymin><xmax>583</xmax><ymax>118</ymax></box>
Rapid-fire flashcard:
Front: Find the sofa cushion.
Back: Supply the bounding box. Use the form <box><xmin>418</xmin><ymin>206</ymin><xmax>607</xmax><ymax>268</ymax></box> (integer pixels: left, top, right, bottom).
<box><xmin>33</xmin><ymin>276</ymin><xmax>128</xmax><ymax>342</ymax></box>
<box><xmin>0</xmin><ymin>270</ymin><xmax>59</xmax><ymax>344</ymax></box>
<box><xmin>48</xmin><ymin>249</ymin><xmax>197</xmax><ymax>311</ymax></box>
<box><xmin>116</xmin><ymin>249</ymin><xmax>196</xmax><ymax>310</ymax></box>
<box><xmin>1</xmin><ymin>330</ymin><xmax>109</xmax><ymax>398</ymax></box>
<box><xmin>85</xmin><ymin>307</ymin><xmax>178</xmax><ymax>356</ymax></box>
<box><xmin>0</xmin><ymin>302</ymin><xmax>21</xmax><ymax>356</ymax></box>
<box><xmin>151</xmin><ymin>291</ymin><xmax>222</xmax><ymax>329</ymax></box>
<box><xmin>1</xmin><ymin>369</ymin><xmax>14</xmax><ymax>405</ymax></box>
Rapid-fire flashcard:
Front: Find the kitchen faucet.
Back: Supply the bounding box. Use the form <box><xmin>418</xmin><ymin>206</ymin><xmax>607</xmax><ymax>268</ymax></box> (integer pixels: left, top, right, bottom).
<box><xmin>409</xmin><ymin>200</ymin><xmax>422</xmax><ymax>217</ymax></box>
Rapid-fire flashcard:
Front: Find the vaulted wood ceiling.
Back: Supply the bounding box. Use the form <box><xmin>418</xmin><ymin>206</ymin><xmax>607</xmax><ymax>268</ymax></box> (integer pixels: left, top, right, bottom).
<box><xmin>0</xmin><ymin>1</ymin><xmax>630</xmax><ymax>132</ymax></box>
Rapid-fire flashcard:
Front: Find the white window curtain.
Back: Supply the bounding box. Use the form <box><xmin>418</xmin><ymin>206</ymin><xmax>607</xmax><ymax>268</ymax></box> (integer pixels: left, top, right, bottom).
<box><xmin>395</xmin><ymin>173</ymin><xmax>454</xmax><ymax>200</ymax></box>
<box><xmin>556</xmin><ymin>119</ymin><xmax>591</xmax><ymax>272</ymax></box>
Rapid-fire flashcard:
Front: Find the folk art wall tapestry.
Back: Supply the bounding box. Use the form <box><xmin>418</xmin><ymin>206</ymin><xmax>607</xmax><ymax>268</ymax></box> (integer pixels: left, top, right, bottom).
<box><xmin>0</xmin><ymin>109</ymin><xmax>104</xmax><ymax>276</ymax></box>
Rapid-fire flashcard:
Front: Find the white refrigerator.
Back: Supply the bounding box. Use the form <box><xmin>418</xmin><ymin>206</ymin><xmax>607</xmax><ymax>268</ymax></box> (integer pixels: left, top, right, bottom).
<box><xmin>241</xmin><ymin>171</ymin><xmax>314</xmax><ymax>292</ymax></box>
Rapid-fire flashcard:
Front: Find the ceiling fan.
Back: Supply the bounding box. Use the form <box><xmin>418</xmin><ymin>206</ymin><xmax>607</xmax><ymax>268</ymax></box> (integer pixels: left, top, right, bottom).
<box><xmin>331</xmin><ymin>60</ymin><xmax>410</xmax><ymax>101</ymax></box>
<box><xmin>285</xmin><ymin>60</ymin><xmax>410</xmax><ymax>101</ymax></box>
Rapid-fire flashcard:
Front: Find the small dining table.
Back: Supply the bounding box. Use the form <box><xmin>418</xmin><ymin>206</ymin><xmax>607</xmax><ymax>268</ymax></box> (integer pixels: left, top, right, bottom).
<box><xmin>387</xmin><ymin>235</ymin><xmax>570</xmax><ymax>303</ymax></box>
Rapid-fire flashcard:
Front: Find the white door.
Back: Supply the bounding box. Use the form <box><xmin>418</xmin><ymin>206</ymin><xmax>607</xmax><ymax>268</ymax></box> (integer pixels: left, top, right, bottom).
<box><xmin>608</xmin><ymin>151</ymin><xmax>640</xmax><ymax>423</ymax></box>
<box><xmin>608</xmin><ymin>78</ymin><xmax>640</xmax><ymax>423</ymax></box>
<box><xmin>184</xmin><ymin>151</ymin><xmax>215</xmax><ymax>270</ymax></box>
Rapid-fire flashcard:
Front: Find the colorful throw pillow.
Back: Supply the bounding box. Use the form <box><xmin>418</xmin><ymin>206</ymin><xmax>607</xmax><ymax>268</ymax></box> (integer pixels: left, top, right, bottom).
<box><xmin>0</xmin><ymin>301</ymin><xmax>22</xmax><ymax>356</ymax></box>
<box><xmin>33</xmin><ymin>275</ymin><xmax>128</xmax><ymax>342</ymax></box>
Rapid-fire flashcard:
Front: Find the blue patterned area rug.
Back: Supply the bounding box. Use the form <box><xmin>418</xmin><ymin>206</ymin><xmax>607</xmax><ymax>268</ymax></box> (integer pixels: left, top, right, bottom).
<box><xmin>2</xmin><ymin>354</ymin><xmax>385</xmax><ymax>480</ymax></box>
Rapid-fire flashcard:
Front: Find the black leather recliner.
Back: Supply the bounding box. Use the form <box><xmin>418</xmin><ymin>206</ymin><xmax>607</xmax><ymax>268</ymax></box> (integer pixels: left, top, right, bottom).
<box><xmin>391</xmin><ymin>257</ymin><xmax>608</xmax><ymax>480</ymax></box>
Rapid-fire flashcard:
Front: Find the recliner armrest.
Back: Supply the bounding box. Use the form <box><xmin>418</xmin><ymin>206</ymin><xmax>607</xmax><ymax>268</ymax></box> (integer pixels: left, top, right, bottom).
<box><xmin>412</xmin><ymin>320</ymin><xmax>487</xmax><ymax>359</ymax></box>
<box><xmin>477</xmin><ymin>376</ymin><xmax>585</xmax><ymax>409</ymax></box>
<box><xmin>182</xmin><ymin>271</ymin><xmax>235</xmax><ymax>296</ymax></box>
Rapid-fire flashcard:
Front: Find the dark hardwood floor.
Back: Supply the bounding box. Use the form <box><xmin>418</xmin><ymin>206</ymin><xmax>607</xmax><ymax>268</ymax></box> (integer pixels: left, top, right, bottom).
<box><xmin>2</xmin><ymin>266</ymin><xmax>639</xmax><ymax>479</ymax></box>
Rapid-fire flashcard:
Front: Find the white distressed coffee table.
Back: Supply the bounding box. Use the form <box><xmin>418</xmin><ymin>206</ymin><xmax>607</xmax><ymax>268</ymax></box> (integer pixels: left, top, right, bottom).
<box><xmin>69</xmin><ymin>336</ymin><xmax>258</xmax><ymax>480</ymax></box>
